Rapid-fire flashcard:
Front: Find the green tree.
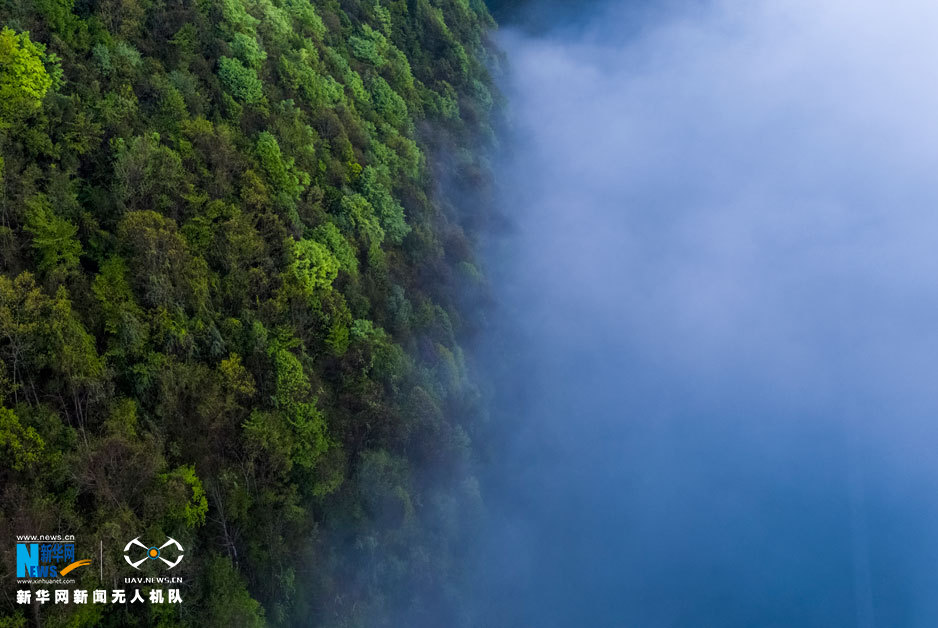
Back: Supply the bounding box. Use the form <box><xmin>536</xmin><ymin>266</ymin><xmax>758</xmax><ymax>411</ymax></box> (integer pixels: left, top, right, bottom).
<box><xmin>23</xmin><ymin>194</ymin><xmax>82</xmax><ymax>280</ymax></box>
<box><xmin>230</xmin><ymin>33</ymin><xmax>266</xmax><ymax>69</ymax></box>
<box><xmin>116</xmin><ymin>210</ymin><xmax>208</xmax><ymax>310</ymax></box>
<box><xmin>160</xmin><ymin>464</ymin><xmax>209</xmax><ymax>529</ymax></box>
<box><xmin>112</xmin><ymin>133</ymin><xmax>188</xmax><ymax>215</ymax></box>
<box><xmin>0</xmin><ymin>28</ymin><xmax>52</xmax><ymax>129</ymax></box>
<box><xmin>255</xmin><ymin>131</ymin><xmax>309</xmax><ymax>222</ymax></box>
<box><xmin>217</xmin><ymin>56</ymin><xmax>264</xmax><ymax>104</ymax></box>
<box><xmin>313</xmin><ymin>221</ymin><xmax>358</xmax><ymax>277</ymax></box>
<box><xmin>0</xmin><ymin>407</ymin><xmax>44</xmax><ymax>472</ymax></box>
<box><xmin>287</xmin><ymin>237</ymin><xmax>339</xmax><ymax>296</ymax></box>
<box><xmin>199</xmin><ymin>556</ymin><xmax>266</xmax><ymax>628</ymax></box>
<box><xmin>360</xmin><ymin>165</ymin><xmax>410</xmax><ymax>244</ymax></box>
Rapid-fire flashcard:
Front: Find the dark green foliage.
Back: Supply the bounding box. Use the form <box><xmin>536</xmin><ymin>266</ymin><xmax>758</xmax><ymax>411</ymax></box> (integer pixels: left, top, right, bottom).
<box><xmin>0</xmin><ymin>0</ymin><xmax>498</xmax><ymax>625</ymax></box>
<box><xmin>23</xmin><ymin>193</ymin><xmax>81</xmax><ymax>279</ymax></box>
<box><xmin>199</xmin><ymin>556</ymin><xmax>266</xmax><ymax>627</ymax></box>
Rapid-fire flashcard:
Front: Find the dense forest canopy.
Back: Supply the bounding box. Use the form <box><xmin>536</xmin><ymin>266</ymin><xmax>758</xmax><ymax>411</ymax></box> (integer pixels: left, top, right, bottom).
<box><xmin>0</xmin><ymin>0</ymin><xmax>499</xmax><ymax>624</ymax></box>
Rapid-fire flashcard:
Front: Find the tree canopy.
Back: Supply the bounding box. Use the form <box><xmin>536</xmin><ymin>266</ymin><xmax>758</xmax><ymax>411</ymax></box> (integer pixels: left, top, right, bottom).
<box><xmin>0</xmin><ymin>0</ymin><xmax>499</xmax><ymax>624</ymax></box>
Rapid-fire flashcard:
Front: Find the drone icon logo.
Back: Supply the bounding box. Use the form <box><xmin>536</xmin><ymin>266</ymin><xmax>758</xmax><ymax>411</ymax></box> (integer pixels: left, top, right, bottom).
<box><xmin>123</xmin><ymin>537</ymin><xmax>184</xmax><ymax>570</ymax></box>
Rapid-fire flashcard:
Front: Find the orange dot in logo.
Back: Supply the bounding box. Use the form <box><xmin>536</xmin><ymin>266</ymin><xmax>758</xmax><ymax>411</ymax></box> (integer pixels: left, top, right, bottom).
<box><xmin>149</xmin><ymin>548</ymin><xmax>158</xmax><ymax>558</ymax></box>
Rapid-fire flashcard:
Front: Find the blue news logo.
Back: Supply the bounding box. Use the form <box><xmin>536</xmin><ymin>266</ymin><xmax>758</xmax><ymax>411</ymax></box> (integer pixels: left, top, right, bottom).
<box><xmin>16</xmin><ymin>541</ymin><xmax>90</xmax><ymax>578</ymax></box>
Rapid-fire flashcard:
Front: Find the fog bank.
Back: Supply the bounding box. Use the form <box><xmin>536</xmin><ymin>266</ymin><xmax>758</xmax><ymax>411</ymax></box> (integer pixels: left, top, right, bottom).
<box><xmin>473</xmin><ymin>1</ymin><xmax>938</xmax><ymax>626</ymax></box>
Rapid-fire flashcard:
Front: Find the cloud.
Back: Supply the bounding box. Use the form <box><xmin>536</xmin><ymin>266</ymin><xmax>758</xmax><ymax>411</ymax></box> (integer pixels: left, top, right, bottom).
<box><xmin>473</xmin><ymin>1</ymin><xmax>938</xmax><ymax>625</ymax></box>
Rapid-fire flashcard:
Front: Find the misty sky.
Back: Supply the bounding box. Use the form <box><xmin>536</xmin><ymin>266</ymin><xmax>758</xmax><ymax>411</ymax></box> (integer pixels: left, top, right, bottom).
<box><xmin>473</xmin><ymin>1</ymin><xmax>938</xmax><ymax>626</ymax></box>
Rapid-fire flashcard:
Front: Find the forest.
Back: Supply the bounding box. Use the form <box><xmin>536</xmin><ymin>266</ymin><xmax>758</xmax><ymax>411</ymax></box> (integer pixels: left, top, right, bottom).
<box><xmin>0</xmin><ymin>0</ymin><xmax>499</xmax><ymax>625</ymax></box>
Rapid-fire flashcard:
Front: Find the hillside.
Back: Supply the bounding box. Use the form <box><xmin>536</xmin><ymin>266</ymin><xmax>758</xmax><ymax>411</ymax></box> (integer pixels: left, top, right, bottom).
<box><xmin>0</xmin><ymin>0</ymin><xmax>498</xmax><ymax>625</ymax></box>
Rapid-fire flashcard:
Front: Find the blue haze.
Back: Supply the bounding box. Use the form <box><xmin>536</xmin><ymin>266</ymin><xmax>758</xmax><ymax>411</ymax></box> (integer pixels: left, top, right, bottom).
<box><xmin>471</xmin><ymin>1</ymin><xmax>938</xmax><ymax>626</ymax></box>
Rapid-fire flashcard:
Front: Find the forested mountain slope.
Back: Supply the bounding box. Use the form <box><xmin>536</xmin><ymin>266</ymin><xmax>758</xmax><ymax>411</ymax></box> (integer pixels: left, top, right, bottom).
<box><xmin>0</xmin><ymin>0</ymin><xmax>498</xmax><ymax>624</ymax></box>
